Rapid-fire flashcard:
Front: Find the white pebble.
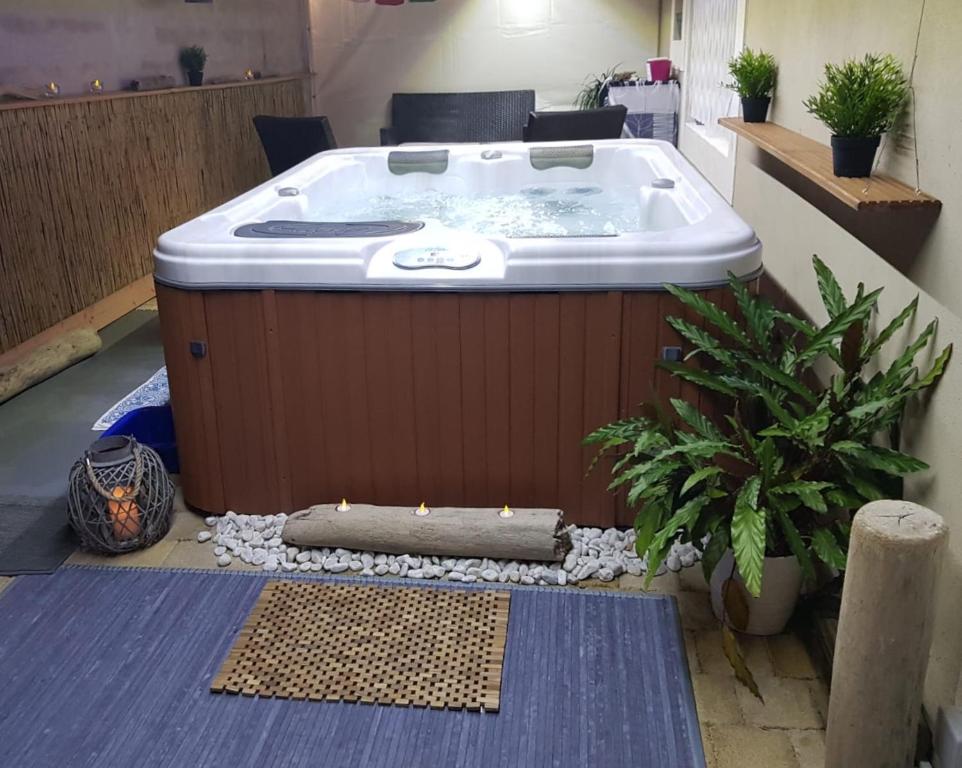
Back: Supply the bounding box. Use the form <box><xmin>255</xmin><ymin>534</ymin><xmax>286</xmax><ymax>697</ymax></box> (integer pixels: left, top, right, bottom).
<box><xmin>196</xmin><ymin>531</ymin><xmax>212</xmax><ymax>543</ymax></box>
<box><xmin>298</xmin><ymin>562</ymin><xmax>311</xmax><ymax>572</ymax></box>
<box><xmin>216</xmin><ymin>554</ymin><xmax>231</xmax><ymax>567</ymax></box>
<box><xmin>374</xmin><ymin>564</ymin><xmax>389</xmax><ymax>576</ymax></box>
<box><xmin>205</xmin><ymin>517</ymin><xmax>217</xmax><ymax>527</ymax></box>
<box><xmin>348</xmin><ymin>561</ymin><xmax>364</xmax><ymax>572</ymax></box>
<box><xmin>213</xmin><ymin>546</ymin><xmax>226</xmax><ymax>557</ymax></box>
<box><xmin>327</xmin><ymin>563</ymin><xmax>349</xmax><ymax>574</ymax></box>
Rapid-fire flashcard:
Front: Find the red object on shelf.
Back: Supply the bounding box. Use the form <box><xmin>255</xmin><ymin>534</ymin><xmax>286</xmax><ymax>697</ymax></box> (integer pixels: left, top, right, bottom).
<box><xmin>647</xmin><ymin>58</ymin><xmax>672</xmax><ymax>82</ymax></box>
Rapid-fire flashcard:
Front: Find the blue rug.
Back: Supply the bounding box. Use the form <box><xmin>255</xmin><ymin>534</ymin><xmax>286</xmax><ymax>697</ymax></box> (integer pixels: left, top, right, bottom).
<box><xmin>92</xmin><ymin>366</ymin><xmax>168</xmax><ymax>430</ymax></box>
<box><xmin>0</xmin><ymin>567</ymin><xmax>705</xmax><ymax>768</ymax></box>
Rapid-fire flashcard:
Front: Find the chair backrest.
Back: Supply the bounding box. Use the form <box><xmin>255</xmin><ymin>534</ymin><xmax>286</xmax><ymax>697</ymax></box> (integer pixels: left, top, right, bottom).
<box><xmin>253</xmin><ymin>115</ymin><xmax>338</xmax><ymax>177</ymax></box>
<box><xmin>522</xmin><ymin>106</ymin><xmax>628</xmax><ymax>143</ymax></box>
<box><xmin>389</xmin><ymin>90</ymin><xmax>536</xmax><ymax>144</ymax></box>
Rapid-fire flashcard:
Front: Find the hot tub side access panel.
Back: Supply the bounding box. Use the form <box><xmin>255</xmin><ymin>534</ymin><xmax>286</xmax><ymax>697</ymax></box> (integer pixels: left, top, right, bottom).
<box><xmin>157</xmin><ymin>283</ymin><xmax>732</xmax><ymax>528</ymax></box>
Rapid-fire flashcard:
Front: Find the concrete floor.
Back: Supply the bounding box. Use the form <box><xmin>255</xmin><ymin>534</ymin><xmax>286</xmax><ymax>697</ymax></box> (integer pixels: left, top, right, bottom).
<box><xmin>1</xmin><ymin>308</ymin><xmax>829</xmax><ymax>767</ymax></box>
<box><xmin>0</xmin><ymin>310</ymin><xmax>164</xmax><ymax>501</ymax></box>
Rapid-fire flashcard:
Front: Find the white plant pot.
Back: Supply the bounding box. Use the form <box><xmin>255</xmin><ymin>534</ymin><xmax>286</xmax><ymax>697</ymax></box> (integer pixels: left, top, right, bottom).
<box><xmin>709</xmin><ymin>549</ymin><xmax>802</xmax><ymax>636</ymax></box>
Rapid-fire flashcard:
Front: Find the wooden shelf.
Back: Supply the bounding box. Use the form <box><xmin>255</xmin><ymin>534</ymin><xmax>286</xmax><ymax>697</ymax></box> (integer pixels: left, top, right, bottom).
<box><xmin>719</xmin><ymin>117</ymin><xmax>940</xmax><ymax>211</ymax></box>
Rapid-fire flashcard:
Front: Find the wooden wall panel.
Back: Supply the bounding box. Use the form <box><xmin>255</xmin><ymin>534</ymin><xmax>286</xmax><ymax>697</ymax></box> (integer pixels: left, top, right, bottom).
<box><xmin>0</xmin><ymin>77</ymin><xmax>307</xmax><ymax>354</ymax></box>
<box><xmin>160</xmin><ymin>286</ymin><xmax>733</xmax><ymax>528</ymax></box>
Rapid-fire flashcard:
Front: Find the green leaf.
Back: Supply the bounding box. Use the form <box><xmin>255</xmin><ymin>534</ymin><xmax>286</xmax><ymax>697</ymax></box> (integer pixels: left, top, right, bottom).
<box><xmin>681</xmin><ymin>466</ymin><xmax>724</xmax><ymax>496</ymax></box>
<box><xmin>880</xmin><ymin>318</ymin><xmax>937</xmax><ymax>391</ymax></box>
<box><xmin>772</xmin><ymin>506</ymin><xmax>816</xmax><ymax>585</ymax></box>
<box><xmin>846</xmin><ymin>398</ymin><xmax>893</xmax><ymax>420</ymax></box>
<box><xmin>731</xmin><ymin>477</ymin><xmax>766</xmax><ymax>597</ymax></box>
<box><xmin>742</xmin><ymin>358</ymin><xmax>817</xmax><ymax>404</ymax></box>
<box><xmin>770</xmin><ymin>480</ymin><xmax>832</xmax><ymax>513</ymax></box>
<box><xmin>812</xmin><ymin>528</ymin><xmax>848</xmax><ymax>571</ymax></box>
<box><xmin>729</xmin><ymin>273</ymin><xmax>775</xmax><ymax>348</ymax></box>
<box><xmin>796</xmin><ymin>287</ymin><xmax>882</xmax><ymax>367</ymax></box>
<box><xmin>633</xmin><ymin>501</ymin><xmax>665</xmax><ymax>559</ymax></box>
<box><xmin>659</xmin><ymin>362</ymin><xmax>739</xmax><ymax>397</ymax></box>
<box><xmin>664</xmin><ymin>283</ymin><xmax>754</xmax><ymax>350</ymax></box>
<box><xmin>701</xmin><ymin>527</ymin><xmax>730</xmax><ymax>584</ymax></box>
<box><xmin>671</xmin><ymin>398</ymin><xmax>725</xmax><ymax>441</ymax></box>
<box><xmin>864</xmin><ymin>295</ymin><xmax>918</xmax><ymax>357</ymax></box>
<box><xmin>665</xmin><ymin>316</ymin><xmax>736</xmax><ymax>366</ymax></box>
<box><xmin>649</xmin><ymin>496</ymin><xmax>711</xmax><ymax>555</ymax></box>
<box><xmin>832</xmin><ymin>442</ymin><xmax>929</xmax><ymax>475</ymax></box>
<box><xmin>812</xmin><ymin>255</ymin><xmax>847</xmax><ymax>319</ymax></box>
<box><xmin>912</xmin><ymin>343</ymin><xmax>953</xmax><ymax>392</ymax></box>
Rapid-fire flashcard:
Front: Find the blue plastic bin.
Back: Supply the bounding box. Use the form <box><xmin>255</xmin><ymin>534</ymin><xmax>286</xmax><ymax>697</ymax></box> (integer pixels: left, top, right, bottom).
<box><xmin>103</xmin><ymin>404</ymin><xmax>179</xmax><ymax>473</ymax></box>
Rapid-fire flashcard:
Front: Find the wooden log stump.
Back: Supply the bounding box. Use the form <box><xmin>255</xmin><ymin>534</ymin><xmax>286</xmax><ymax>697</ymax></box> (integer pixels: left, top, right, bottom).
<box><xmin>0</xmin><ymin>328</ymin><xmax>101</xmax><ymax>404</ymax></box>
<box><xmin>282</xmin><ymin>503</ymin><xmax>571</xmax><ymax>562</ymax></box>
<box><xmin>825</xmin><ymin>500</ymin><xmax>948</xmax><ymax>768</ymax></box>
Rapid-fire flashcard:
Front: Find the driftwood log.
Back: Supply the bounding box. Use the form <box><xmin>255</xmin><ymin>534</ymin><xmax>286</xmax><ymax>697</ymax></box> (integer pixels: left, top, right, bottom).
<box><xmin>0</xmin><ymin>328</ymin><xmax>101</xmax><ymax>405</ymax></box>
<box><xmin>282</xmin><ymin>503</ymin><xmax>571</xmax><ymax>562</ymax></box>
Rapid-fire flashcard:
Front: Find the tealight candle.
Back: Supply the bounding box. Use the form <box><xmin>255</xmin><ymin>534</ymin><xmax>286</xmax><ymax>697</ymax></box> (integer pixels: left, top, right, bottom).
<box><xmin>499</xmin><ymin>504</ymin><xmax>514</xmax><ymax>519</ymax></box>
<box><xmin>243</xmin><ymin>68</ymin><xmax>255</xmax><ymax>81</ymax></box>
<box><xmin>89</xmin><ymin>79</ymin><xmax>103</xmax><ymax>94</ymax></box>
<box><xmin>414</xmin><ymin>502</ymin><xmax>430</xmax><ymax>517</ymax></box>
<box><xmin>44</xmin><ymin>81</ymin><xmax>60</xmax><ymax>97</ymax></box>
<box><xmin>336</xmin><ymin>498</ymin><xmax>351</xmax><ymax>512</ymax></box>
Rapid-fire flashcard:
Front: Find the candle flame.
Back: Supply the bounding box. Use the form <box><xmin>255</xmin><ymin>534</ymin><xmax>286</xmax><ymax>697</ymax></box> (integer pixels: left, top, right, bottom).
<box><xmin>499</xmin><ymin>504</ymin><xmax>514</xmax><ymax>518</ymax></box>
<box><xmin>419</xmin><ymin>502</ymin><xmax>427</xmax><ymax>512</ymax></box>
<box><xmin>342</xmin><ymin>498</ymin><xmax>348</xmax><ymax>507</ymax></box>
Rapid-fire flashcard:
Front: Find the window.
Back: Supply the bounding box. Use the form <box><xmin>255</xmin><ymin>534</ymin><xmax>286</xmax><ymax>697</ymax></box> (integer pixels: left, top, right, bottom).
<box><xmin>685</xmin><ymin>0</ymin><xmax>739</xmax><ymax>153</ymax></box>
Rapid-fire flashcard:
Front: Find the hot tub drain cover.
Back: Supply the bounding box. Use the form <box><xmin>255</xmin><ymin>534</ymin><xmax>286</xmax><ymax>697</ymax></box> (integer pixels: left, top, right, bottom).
<box><xmin>235</xmin><ymin>220</ymin><xmax>424</xmax><ymax>238</ymax></box>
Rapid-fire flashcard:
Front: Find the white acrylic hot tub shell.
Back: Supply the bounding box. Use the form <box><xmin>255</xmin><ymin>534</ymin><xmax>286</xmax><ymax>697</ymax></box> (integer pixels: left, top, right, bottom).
<box><xmin>154</xmin><ymin>139</ymin><xmax>762</xmax><ymax>290</ymax></box>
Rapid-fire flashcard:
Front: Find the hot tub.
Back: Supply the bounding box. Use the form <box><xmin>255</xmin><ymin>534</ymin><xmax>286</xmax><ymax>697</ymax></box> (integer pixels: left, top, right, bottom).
<box><xmin>155</xmin><ymin>139</ymin><xmax>761</xmax><ymax>527</ymax></box>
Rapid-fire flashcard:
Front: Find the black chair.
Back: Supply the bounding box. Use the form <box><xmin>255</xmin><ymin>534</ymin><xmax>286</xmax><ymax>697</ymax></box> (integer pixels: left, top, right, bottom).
<box><xmin>253</xmin><ymin>115</ymin><xmax>338</xmax><ymax>176</ymax></box>
<box><xmin>380</xmin><ymin>90</ymin><xmax>536</xmax><ymax>145</ymax></box>
<box><xmin>522</xmin><ymin>106</ymin><xmax>628</xmax><ymax>142</ymax></box>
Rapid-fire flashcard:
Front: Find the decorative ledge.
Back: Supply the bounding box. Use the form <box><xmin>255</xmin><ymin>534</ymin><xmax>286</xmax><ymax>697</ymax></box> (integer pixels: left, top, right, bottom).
<box><xmin>0</xmin><ymin>75</ymin><xmax>309</xmax><ymax>113</ymax></box>
<box><xmin>719</xmin><ymin>117</ymin><xmax>940</xmax><ymax>211</ymax></box>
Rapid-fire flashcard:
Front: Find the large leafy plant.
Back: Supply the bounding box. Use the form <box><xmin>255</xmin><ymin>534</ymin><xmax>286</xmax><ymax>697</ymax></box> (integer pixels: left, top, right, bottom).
<box><xmin>586</xmin><ymin>256</ymin><xmax>950</xmax><ymax>599</ymax></box>
<box><xmin>726</xmin><ymin>48</ymin><xmax>777</xmax><ymax>100</ymax></box>
<box><xmin>803</xmin><ymin>53</ymin><xmax>908</xmax><ymax>138</ymax></box>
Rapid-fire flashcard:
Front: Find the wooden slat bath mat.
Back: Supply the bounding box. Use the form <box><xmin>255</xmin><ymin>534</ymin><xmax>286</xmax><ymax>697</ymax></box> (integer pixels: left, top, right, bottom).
<box><xmin>211</xmin><ymin>581</ymin><xmax>511</xmax><ymax>711</ymax></box>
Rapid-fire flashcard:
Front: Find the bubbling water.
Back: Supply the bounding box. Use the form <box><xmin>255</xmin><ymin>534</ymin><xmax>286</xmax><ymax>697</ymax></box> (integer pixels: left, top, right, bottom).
<box><xmin>311</xmin><ymin>184</ymin><xmax>647</xmax><ymax>238</ymax></box>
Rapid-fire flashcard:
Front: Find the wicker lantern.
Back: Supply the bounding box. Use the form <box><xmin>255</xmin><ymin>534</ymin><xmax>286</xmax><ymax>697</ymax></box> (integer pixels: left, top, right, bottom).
<box><xmin>67</xmin><ymin>436</ymin><xmax>174</xmax><ymax>554</ymax></box>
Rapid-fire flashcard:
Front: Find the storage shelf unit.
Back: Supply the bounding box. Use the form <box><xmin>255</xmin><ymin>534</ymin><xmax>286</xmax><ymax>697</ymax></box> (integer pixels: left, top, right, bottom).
<box><xmin>719</xmin><ymin>117</ymin><xmax>940</xmax><ymax>211</ymax></box>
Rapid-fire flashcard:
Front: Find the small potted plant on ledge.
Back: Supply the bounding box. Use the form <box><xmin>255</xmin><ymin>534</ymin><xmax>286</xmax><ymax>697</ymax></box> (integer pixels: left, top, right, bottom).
<box><xmin>804</xmin><ymin>53</ymin><xmax>908</xmax><ymax>177</ymax></box>
<box><xmin>586</xmin><ymin>256</ymin><xmax>949</xmax><ymax>694</ymax></box>
<box><xmin>726</xmin><ymin>48</ymin><xmax>777</xmax><ymax>123</ymax></box>
<box><xmin>179</xmin><ymin>45</ymin><xmax>208</xmax><ymax>87</ymax></box>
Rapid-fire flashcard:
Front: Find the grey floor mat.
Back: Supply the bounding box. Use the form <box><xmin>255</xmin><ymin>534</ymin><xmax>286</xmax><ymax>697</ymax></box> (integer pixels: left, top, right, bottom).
<box><xmin>0</xmin><ymin>496</ymin><xmax>75</xmax><ymax>575</ymax></box>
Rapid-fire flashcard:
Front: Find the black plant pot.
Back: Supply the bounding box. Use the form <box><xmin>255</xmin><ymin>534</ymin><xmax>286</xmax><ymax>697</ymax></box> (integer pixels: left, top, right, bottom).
<box><xmin>741</xmin><ymin>96</ymin><xmax>771</xmax><ymax>123</ymax></box>
<box><xmin>830</xmin><ymin>135</ymin><xmax>881</xmax><ymax>178</ymax></box>
<box><xmin>187</xmin><ymin>70</ymin><xmax>204</xmax><ymax>87</ymax></box>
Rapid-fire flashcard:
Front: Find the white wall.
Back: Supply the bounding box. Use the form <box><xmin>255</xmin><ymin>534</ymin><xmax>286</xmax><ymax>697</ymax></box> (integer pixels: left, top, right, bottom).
<box><xmin>0</xmin><ymin>0</ymin><xmax>309</xmax><ymax>96</ymax></box>
<box><xmin>308</xmin><ymin>0</ymin><xmax>661</xmax><ymax>147</ymax></box>
<box><xmin>670</xmin><ymin>0</ymin><xmax>962</xmax><ymax>724</ymax></box>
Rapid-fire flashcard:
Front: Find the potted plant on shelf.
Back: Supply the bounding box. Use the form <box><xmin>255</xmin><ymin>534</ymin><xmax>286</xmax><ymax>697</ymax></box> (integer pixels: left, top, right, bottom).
<box><xmin>179</xmin><ymin>45</ymin><xmax>208</xmax><ymax>87</ymax></box>
<box><xmin>586</xmin><ymin>256</ymin><xmax>949</xmax><ymax>694</ymax></box>
<box><xmin>804</xmin><ymin>53</ymin><xmax>909</xmax><ymax>177</ymax></box>
<box><xmin>726</xmin><ymin>48</ymin><xmax>777</xmax><ymax>123</ymax></box>
<box><xmin>576</xmin><ymin>66</ymin><xmax>636</xmax><ymax>110</ymax></box>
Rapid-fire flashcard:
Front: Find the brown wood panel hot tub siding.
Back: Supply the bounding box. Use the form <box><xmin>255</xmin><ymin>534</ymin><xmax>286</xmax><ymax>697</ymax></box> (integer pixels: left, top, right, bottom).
<box><xmin>157</xmin><ymin>284</ymin><xmax>727</xmax><ymax>528</ymax></box>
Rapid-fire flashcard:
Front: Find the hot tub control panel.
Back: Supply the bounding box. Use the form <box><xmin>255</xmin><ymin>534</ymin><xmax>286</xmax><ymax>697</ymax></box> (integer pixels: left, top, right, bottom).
<box><xmin>393</xmin><ymin>246</ymin><xmax>481</xmax><ymax>270</ymax></box>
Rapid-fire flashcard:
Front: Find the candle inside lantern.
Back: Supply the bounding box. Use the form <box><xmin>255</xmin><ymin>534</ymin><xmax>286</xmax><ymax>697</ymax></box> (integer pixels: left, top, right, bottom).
<box><xmin>414</xmin><ymin>502</ymin><xmax>430</xmax><ymax>516</ymax></box>
<box><xmin>336</xmin><ymin>498</ymin><xmax>351</xmax><ymax>512</ymax></box>
<box><xmin>243</xmin><ymin>68</ymin><xmax>255</xmax><ymax>81</ymax></box>
<box><xmin>44</xmin><ymin>82</ymin><xmax>60</xmax><ymax>97</ymax></box>
<box><xmin>499</xmin><ymin>504</ymin><xmax>514</xmax><ymax>519</ymax></box>
<box><xmin>89</xmin><ymin>79</ymin><xmax>103</xmax><ymax>94</ymax></box>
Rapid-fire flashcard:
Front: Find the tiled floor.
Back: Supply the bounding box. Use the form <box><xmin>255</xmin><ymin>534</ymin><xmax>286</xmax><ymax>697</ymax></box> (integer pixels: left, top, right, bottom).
<box><xmin>54</xmin><ymin>492</ymin><xmax>829</xmax><ymax>767</ymax></box>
